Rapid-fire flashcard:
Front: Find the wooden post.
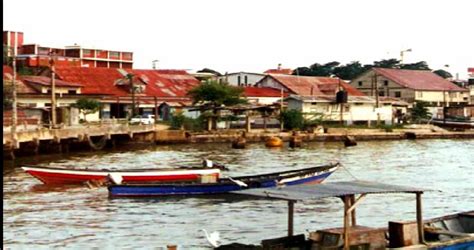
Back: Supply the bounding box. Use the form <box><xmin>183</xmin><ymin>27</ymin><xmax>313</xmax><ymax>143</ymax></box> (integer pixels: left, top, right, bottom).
<box><xmin>350</xmin><ymin>195</ymin><xmax>356</xmax><ymax>226</ymax></box>
<box><xmin>416</xmin><ymin>192</ymin><xmax>425</xmax><ymax>244</ymax></box>
<box><xmin>288</xmin><ymin>201</ymin><xmax>294</xmax><ymax>237</ymax></box>
<box><xmin>154</xmin><ymin>96</ymin><xmax>158</xmax><ymax>123</ymax></box>
<box><xmin>245</xmin><ymin>113</ymin><xmax>251</xmax><ymax>132</ymax></box>
<box><xmin>343</xmin><ymin>195</ymin><xmax>350</xmax><ymax>250</ymax></box>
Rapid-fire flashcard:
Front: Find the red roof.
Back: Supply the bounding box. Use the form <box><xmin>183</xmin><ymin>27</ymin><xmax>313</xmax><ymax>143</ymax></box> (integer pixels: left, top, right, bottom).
<box><xmin>468</xmin><ymin>68</ymin><xmax>474</xmax><ymax>73</ymax></box>
<box><xmin>373</xmin><ymin>68</ymin><xmax>468</xmax><ymax>91</ymax></box>
<box><xmin>3</xmin><ymin>65</ymin><xmax>20</xmax><ymax>80</ymax></box>
<box><xmin>21</xmin><ymin>75</ymin><xmax>83</xmax><ymax>87</ymax></box>
<box><xmin>264</xmin><ymin>68</ymin><xmax>293</xmax><ymax>75</ymax></box>
<box><xmin>3</xmin><ymin>65</ymin><xmax>37</xmax><ymax>94</ymax></box>
<box><xmin>53</xmin><ymin>67</ymin><xmax>200</xmax><ymax>98</ymax></box>
<box><xmin>244</xmin><ymin>87</ymin><xmax>289</xmax><ymax>97</ymax></box>
<box><xmin>264</xmin><ymin>74</ymin><xmax>365</xmax><ymax>96</ymax></box>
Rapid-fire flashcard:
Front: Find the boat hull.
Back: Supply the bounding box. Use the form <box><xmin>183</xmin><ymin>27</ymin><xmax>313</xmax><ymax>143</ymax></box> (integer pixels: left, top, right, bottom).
<box><xmin>108</xmin><ymin>164</ymin><xmax>339</xmax><ymax>198</ymax></box>
<box><xmin>21</xmin><ymin>166</ymin><xmax>220</xmax><ymax>185</ymax></box>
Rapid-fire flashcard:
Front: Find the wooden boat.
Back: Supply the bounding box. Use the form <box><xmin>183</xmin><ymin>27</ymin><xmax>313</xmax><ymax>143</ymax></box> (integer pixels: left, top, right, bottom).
<box><xmin>21</xmin><ymin>165</ymin><xmax>221</xmax><ymax>185</ymax></box>
<box><xmin>219</xmin><ymin>181</ymin><xmax>473</xmax><ymax>250</ymax></box>
<box><xmin>108</xmin><ymin>162</ymin><xmax>340</xmax><ymax>198</ymax></box>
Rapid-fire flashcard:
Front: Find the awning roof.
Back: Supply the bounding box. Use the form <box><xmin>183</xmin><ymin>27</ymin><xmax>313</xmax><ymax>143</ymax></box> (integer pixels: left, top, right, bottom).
<box><xmin>232</xmin><ymin>180</ymin><xmax>426</xmax><ymax>201</ymax></box>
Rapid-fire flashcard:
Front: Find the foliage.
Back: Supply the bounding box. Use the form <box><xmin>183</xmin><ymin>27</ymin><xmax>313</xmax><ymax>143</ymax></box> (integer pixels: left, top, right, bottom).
<box><xmin>433</xmin><ymin>69</ymin><xmax>453</xmax><ymax>79</ymax></box>
<box><xmin>280</xmin><ymin>109</ymin><xmax>305</xmax><ymax>130</ymax></box>
<box><xmin>293</xmin><ymin>62</ymin><xmax>340</xmax><ymax>77</ymax></box>
<box><xmin>18</xmin><ymin>66</ymin><xmax>35</xmax><ymax>76</ymax></box>
<box><xmin>3</xmin><ymin>83</ymin><xmax>13</xmax><ymax>109</ymax></box>
<box><xmin>410</xmin><ymin>101</ymin><xmax>432</xmax><ymax>123</ymax></box>
<box><xmin>3</xmin><ymin>45</ymin><xmax>12</xmax><ymax>65</ymax></box>
<box><xmin>333</xmin><ymin>61</ymin><xmax>372</xmax><ymax>80</ymax></box>
<box><xmin>400</xmin><ymin>61</ymin><xmax>431</xmax><ymax>70</ymax></box>
<box><xmin>170</xmin><ymin>112</ymin><xmax>205</xmax><ymax>131</ymax></box>
<box><xmin>187</xmin><ymin>80</ymin><xmax>246</xmax><ymax>107</ymax></box>
<box><xmin>373</xmin><ymin>58</ymin><xmax>401</xmax><ymax>68</ymax></box>
<box><xmin>197</xmin><ymin>68</ymin><xmax>222</xmax><ymax>76</ymax></box>
<box><xmin>74</xmin><ymin>98</ymin><xmax>101</xmax><ymax>121</ymax></box>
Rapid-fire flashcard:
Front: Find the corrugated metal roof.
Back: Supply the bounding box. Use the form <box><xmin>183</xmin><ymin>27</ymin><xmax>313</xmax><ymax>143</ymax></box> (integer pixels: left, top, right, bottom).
<box><xmin>53</xmin><ymin>67</ymin><xmax>199</xmax><ymax>98</ymax></box>
<box><xmin>264</xmin><ymin>68</ymin><xmax>293</xmax><ymax>75</ymax></box>
<box><xmin>22</xmin><ymin>76</ymin><xmax>83</xmax><ymax>87</ymax></box>
<box><xmin>244</xmin><ymin>87</ymin><xmax>289</xmax><ymax>97</ymax></box>
<box><xmin>232</xmin><ymin>180</ymin><xmax>426</xmax><ymax>201</ymax></box>
<box><xmin>264</xmin><ymin>74</ymin><xmax>366</xmax><ymax>97</ymax></box>
<box><xmin>373</xmin><ymin>68</ymin><xmax>468</xmax><ymax>92</ymax></box>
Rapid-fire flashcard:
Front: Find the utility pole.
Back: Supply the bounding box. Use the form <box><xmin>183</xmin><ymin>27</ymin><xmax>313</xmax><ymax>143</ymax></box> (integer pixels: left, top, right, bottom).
<box><xmin>374</xmin><ymin>73</ymin><xmax>380</xmax><ymax>125</ymax></box>
<box><xmin>339</xmin><ymin>78</ymin><xmax>344</xmax><ymax>125</ymax></box>
<box><xmin>49</xmin><ymin>52</ymin><xmax>57</xmax><ymax>128</ymax></box>
<box><xmin>127</xmin><ymin>73</ymin><xmax>136</xmax><ymax>117</ymax></box>
<box><xmin>280</xmin><ymin>86</ymin><xmax>284</xmax><ymax>131</ymax></box>
<box><xmin>11</xmin><ymin>48</ymin><xmax>18</xmax><ymax>146</ymax></box>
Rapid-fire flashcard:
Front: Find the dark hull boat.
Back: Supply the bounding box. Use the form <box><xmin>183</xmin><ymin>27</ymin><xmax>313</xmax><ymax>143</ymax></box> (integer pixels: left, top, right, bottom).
<box><xmin>108</xmin><ymin>163</ymin><xmax>340</xmax><ymax>198</ymax></box>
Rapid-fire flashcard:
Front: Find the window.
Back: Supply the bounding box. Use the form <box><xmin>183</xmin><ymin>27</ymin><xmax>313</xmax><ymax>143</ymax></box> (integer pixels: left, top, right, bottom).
<box><xmin>395</xmin><ymin>91</ymin><xmax>401</xmax><ymax>98</ymax></box>
<box><xmin>358</xmin><ymin>81</ymin><xmax>362</xmax><ymax>87</ymax></box>
<box><xmin>311</xmin><ymin>102</ymin><xmax>317</xmax><ymax>105</ymax></box>
<box><xmin>417</xmin><ymin>92</ymin><xmax>423</xmax><ymax>98</ymax></box>
<box><xmin>83</xmin><ymin>49</ymin><xmax>92</xmax><ymax>57</ymax></box>
<box><xmin>384</xmin><ymin>80</ymin><xmax>389</xmax><ymax>86</ymax></box>
<box><xmin>244</xmin><ymin>75</ymin><xmax>248</xmax><ymax>84</ymax></box>
<box><xmin>378</xmin><ymin>91</ymin><xmax>385</xmax><ymax>96</ymax></box>
<box><xmin>68</xmin><ymin>90</ymin><xmax>77</xmax><ymax>95</ymax></box>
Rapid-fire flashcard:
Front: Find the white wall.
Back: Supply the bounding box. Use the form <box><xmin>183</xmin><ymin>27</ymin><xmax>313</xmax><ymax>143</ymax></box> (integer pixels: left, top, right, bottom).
<box><xmin>218</xmin><ymin>72</ymin><xmax>265</xmax><ymax>87</ymax></box>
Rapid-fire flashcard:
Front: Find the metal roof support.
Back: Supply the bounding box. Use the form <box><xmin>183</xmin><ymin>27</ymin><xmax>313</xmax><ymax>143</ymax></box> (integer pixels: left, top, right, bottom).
<box><xmin>343</xmin><ymin>195</ymin><xmax>350</xmax><ymax>250</ymax></box>
<box><xmin>416</xmin><ymin>192</ymin><xmax>425</xmax><ymax>244</ymax></box>
<box><xmin>288</xmin><ymin>201</ymin><xmax>294</xmax><ymax>237</ymax></box>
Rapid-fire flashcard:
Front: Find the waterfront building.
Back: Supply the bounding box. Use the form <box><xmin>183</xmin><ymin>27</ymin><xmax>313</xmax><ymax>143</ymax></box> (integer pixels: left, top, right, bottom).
<box><xmin>350</xmin><ymin>68</ymin><xmax>469</xmax><ymax>106</ymax></box>
<box><xmin>216</xmin><ymin>72</ymin><xmax>266</xmax><ymax>87</ymax></box>
<box><xmin>243</xmin><ymin>86</ymin><xmax>289</xmax><ymax>105</ymax></box>
<box><xmin>46</xmin><ymin>67</ymin><xmax>200</xmax><ymax>120</ymax></box>
<box><xmin>3</xmin><ymin>31</ymin><xmax>133</xmax><ymax>69</ymax></box>
<box><xmin>468</xmin><ymin>67</ymin><xmax>474</xmax><ymax>104</ymax></box>
<box><xmin>286</xmin><ymin>95</ymin><xmax>397</xmax><ymax>125</ymax></box>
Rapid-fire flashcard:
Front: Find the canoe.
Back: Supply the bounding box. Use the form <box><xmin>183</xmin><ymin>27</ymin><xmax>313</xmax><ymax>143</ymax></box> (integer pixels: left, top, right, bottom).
<box><xmin>21</xmin><ymin>165</ymin><xmax>221</xmax><ymax>185</ymax></box>
<box><xmin>108</xmin><ymin>162</ymin><xmax>340</xmax><ymax>198</ymax></box>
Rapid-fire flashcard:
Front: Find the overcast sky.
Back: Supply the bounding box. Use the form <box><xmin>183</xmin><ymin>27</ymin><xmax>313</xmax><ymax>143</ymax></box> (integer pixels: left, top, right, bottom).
<box><xmin>3</xmin><ymin>0</ymin><xmax>474</xmax><ymax>79</ymax></box>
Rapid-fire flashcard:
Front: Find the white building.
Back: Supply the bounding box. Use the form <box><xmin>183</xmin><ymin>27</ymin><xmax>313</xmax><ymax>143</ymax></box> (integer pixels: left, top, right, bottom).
<box><xmin>286</xmin><ymin>95</ymin><xmax>396</xmax><ymax>125</ymax></box>
<box><xmin>217</xmin><ymin>72</ymin><xmax>266</xmax><ymax>87</ymax></box>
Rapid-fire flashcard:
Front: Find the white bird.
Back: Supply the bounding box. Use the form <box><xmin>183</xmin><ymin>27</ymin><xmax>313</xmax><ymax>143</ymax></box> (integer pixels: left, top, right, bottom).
<box><xmin>228</xmin><ymin>177</ymin><xmax>248</xmax><ymax>187</ymax></box>
<box><xmin>201</xmin><ymin>229</ymin><xmax>220</xmax><ymax>248</ymax></box>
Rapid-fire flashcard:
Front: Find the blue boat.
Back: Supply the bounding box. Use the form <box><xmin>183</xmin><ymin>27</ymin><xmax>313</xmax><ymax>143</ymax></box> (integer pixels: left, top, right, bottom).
<box><xmin>108</xmin><ymin>162</ymin><xmax>340</xmax><ymax>198</ymax></box>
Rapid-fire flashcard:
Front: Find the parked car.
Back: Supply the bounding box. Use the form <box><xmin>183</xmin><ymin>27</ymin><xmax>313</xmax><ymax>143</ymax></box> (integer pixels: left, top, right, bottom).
<box><xmin>130</xmin><ymin>114</ymin><xmax>155</xmax><ymax>125</ymax></box>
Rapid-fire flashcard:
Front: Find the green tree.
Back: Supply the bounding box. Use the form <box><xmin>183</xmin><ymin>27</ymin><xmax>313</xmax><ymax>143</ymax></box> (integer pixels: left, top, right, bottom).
<box><xmin>187</xmin><ymin>80</ymin><xmax>246</xmax><ymax>130</ymax></box>
<box><xmin>74</xmin><ymin>98</ymin><xmax>101</xmax><ymax>122</ymax></box>
<box><xmin>373</xmin><ymin>58</ymin><xmax>401</xmax><ymax>68</ymax></box>
<box><xmin>433</xmin><ymin>69</ymin><xmax>453</xmax><ymax>79</ymax></box>
<box><xmin>333</xmin><ymin>61</ymin><xmax>372</xmax><ymax>80</ymax></box>
<box><xmin>292</xmin><ymin>67</ymin><xmax>313</xmax><ymax>76</ymax></box>
<box><xmin>187</xmin><ymin>80</ymin><xmax>246</xmax><ymax>107</ymax></box>
<box><xmin>280</xmin><ymin>109</ymin><xmax>304</xmax><ymax>130</ymax></box>
<box><xmin>410</xmin><ymin>101</ymin><xmax>432</xmax><ymax>123</ymax></box>
<box><xmin>401</xmin><ymin>61</ymin><xmax>431</xmax><ymax>70</ymax></box>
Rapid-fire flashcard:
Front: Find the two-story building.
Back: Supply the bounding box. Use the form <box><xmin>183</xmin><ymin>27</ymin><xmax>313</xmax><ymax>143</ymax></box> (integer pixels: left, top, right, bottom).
<box><xmin>217</xmin><ymin>72</ymin><xmax>266</xmax><ymax>87</ymax></box>
<box><xmin>350</xmin><ymin>68</ymin><xmax>469</xmax><ymax>106</ymax></box>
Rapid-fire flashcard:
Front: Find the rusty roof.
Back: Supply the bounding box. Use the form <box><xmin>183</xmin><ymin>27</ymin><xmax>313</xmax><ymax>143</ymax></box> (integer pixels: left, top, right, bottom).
<box><xmin>244</xmin><ymin>86</ymin><xmax>289</xmax><ymax>98</ymax></box>
<box><xmin>373</xmin><ymin>68</ymin><xmax>468</xmax><ymax>92</ymax></box>
<box><xmin>264</xmin><ymin>68</ymin><xmax>293</xmax><ymax>75</ymax></box>
<box><xmin>233</xmin><ymin>180</ymin><xmax>426</xmax><ymax>201</ymax></box>
<box><xmin>263</xmin><ymin>74</ymin><xmax>366</xmax><ymax>97</ymax></box>
<box><xmin>53</xmin><ymin>67</ymin><xmax>200</xmax><ymax>98</ymax></box>
<box><xmin>287</xmin><ymin>95</ymin><xmax>377</xmax><ymax>103</ymax></box>
<box><xmin>22</xmin><ymin>75</ymin><xmax>83</xmax><ymax>87</ymax></box>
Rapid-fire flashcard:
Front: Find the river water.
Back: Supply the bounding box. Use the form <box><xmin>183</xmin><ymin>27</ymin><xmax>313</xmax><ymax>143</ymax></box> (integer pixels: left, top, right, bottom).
<box><xmin>3</xmin><ymin>139</ymin><xmax>474</xmax><ymax>249</ymax></box>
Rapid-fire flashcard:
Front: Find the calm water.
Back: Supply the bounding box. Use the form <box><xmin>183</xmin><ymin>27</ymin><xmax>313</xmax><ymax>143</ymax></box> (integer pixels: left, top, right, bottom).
<box><xmin>3</xmin><ymin>139</ymin><xmax>474</xmax><ymax>249</ymax></box>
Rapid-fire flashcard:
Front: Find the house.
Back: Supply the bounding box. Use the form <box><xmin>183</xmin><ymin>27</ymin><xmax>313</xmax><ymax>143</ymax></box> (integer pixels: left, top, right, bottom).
<box><xmin>468</xmin><ymin>67</ymin><xmax>474</xmax><ymax>104</ymax></box>
<box><xmin>50</xmin><ymin>67</ymin><xmax>200</xmax><ymax>120</ymax></box>
<box><xmin>350</xmin><ymin>68</ymin><xmax>470</xmax><ymax>106</ymax></box>
<box><xmin>3</xmin><ymin>66</ymin><xmax>87</xmax><ymax>126</ymax></box>
<box><xmin>286</xmin><ymin>95</ymin><xmax>396</xmax><ymax>125</ymax></box>
<box><xmin>256</xmin><ymin>74</ymin><xmax>365</xmax><ymax>97</ymax></box>
<box><xmin>217</xmin><ymin>72</ymin><xmax>266</xmax><ymax>86</ymax></box>
<box><xmin>243</xmin><ymin>86</ymin><xmax>289</xmax><ymax>105</ymax></box>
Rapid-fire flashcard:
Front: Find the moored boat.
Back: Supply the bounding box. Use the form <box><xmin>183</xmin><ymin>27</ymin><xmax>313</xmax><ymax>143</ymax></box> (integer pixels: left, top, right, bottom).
<box><xmin>108</xmin><ymin>162</ymin><xmax>340</xmax><ymax>198</ymax></box>
<box><xmin>21</xmin><ymin>165</ymin><xmax>221</xmax><ymax>185</ymax></box>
